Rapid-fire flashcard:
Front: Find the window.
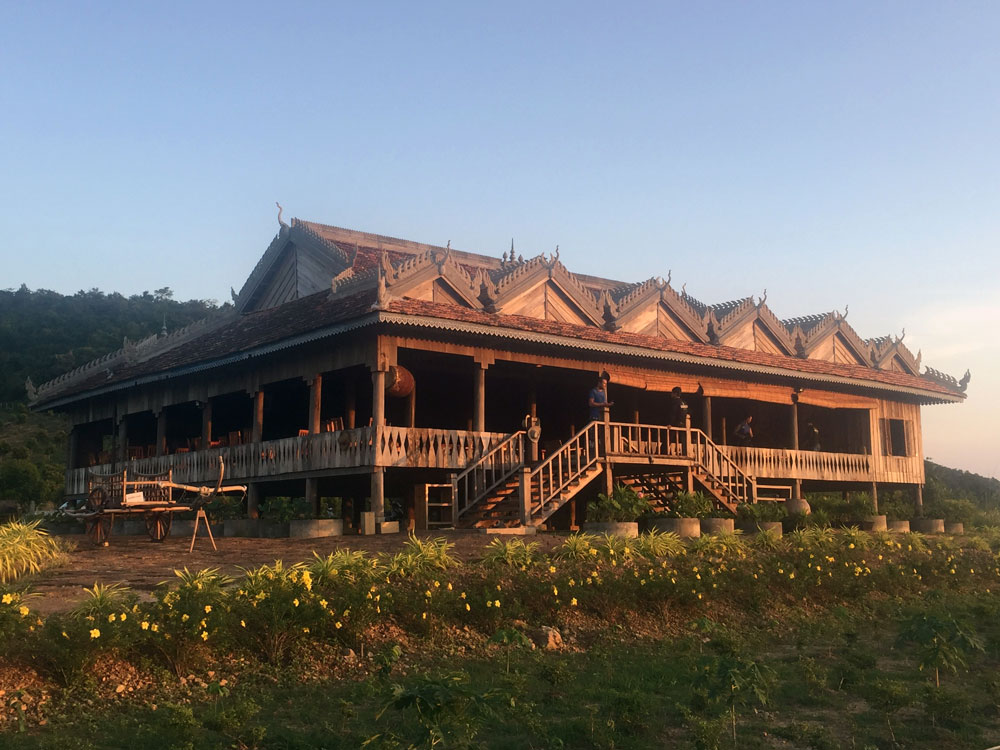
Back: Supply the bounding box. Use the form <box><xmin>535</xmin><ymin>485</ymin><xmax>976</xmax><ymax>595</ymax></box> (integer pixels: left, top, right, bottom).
<box><xmin>880</xmin><ymin>418</ymin><xmax>912</xmax><ymax>457</ymax></box>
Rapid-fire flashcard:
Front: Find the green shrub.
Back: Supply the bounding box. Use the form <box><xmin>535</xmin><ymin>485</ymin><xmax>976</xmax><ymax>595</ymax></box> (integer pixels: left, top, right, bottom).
<box><xmin>736</xmin><ymin>501</ymin><xmax>786</xmax><ymax>524</ymax></box>
<box><xmin>667</xmin><ymin>491</ymin><xmax>714</xmax><ymax>519</ymax></box>
<box><xmin>587</xmin><ymin>484</ymin><xmax>651</xmax><ymax>522</ymax></box>
<box><xmin>553</xmin><ymin>532</ymin><xmax>600</xmax><ymax>561</ymax></box>
<box><xmin>481</xmin><ymin>538</ymin><xmax>540</xmax><ymax>568</ymax></box>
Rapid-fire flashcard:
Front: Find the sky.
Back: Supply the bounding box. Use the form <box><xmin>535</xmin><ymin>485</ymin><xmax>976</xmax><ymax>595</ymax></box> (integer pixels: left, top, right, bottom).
<box><xmin>1</xmin><ymin>1</ymin><xmax>997</xmax><ymax>477</ymax></box>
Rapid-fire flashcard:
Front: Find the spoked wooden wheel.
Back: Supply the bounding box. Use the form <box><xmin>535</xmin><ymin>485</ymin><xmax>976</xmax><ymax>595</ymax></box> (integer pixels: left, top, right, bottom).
<box><xmin>85</xmin><ymin>516</ymin><xmax>112</xmax><ymax>546</ymax></box>
<box><xmin>144</xmin><ymin>511</ymin><xmax>172</xmax><ymax>542</ymax></box>
<box><xmin>87</xmin><ymin>487</ymin><xmax>106</xmax><ymax>512</ymax></box>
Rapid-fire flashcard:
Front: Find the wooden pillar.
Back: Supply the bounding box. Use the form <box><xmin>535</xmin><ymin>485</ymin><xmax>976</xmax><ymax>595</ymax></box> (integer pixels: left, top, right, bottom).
<box><xmin>703</xmin><ymin>396</ymin><xmax>712</xmax><ymax>441</ymax></box>
<box><xmin>117</xmin><ymin>416</ymin><xmax>128</xmax><ymax>462</ymax></box>
<box><xmin>790</xmin><ymin>398</ymin><xmax>800</xmax><ymax>450</ymax></box>
<box><xmin>519</xmin><ymin>465</ymin><xmax>532</xmax><ymax>525</ymax></box>
<box><xmin>247</xmin><ymin>483</ymin><xmax>260</xmax><ymax>519</ymax></box>
<box><xmin>915</xmin><ymin>484</ymin><xmax>923</xmax><ymax>514</ymax></box>
<box><xmin>603</xmin><ymin>405</ymin><xmax>614</xmax><ymax>497</ymax></box>
<box><xmin>370</xmin><ymin>467</ymin><xmax>385</xmax><ymax>525</ymax></box>
<box><xmin>67</xmin><ymin>427</ymin><xmax>79</xmax><ymax>471</ymax></box>
<box><xmin>200</xmin><ymin>399</ymin><xmax>213</xmax><ymax>448</ymax></box>
<box><xmin>473</xmin><ymin>362</ymin><xmax>486</xmax><ymax>432</ymax></box>
<box><xmin>155</xmin><ymin>409</ymin><xmax>167</xmax><ymax>457</ymax></box>
<box><xmin>344</xmin><ymin>377</ymin><xmax>356</xmax><ymax>429</ymax></box>
<box><xmin>632</xmin><ymin>408</ymin><xmax>640</xmax><ymax>424</ymax></box>
<box><xmin>529</xmin><ymin>385</ymin><xmax>539</xmax><ymax>463</ymax></box>
<box><xmin>406</xmin><ymin>386</ymin><xmax>416</xmax><ymax>428</ymax></box>
<box><xmin>251</xmin><ymin>390</ymin><xmax>265</xmax><ymax>443</ymax></box>
<box><xmin>871</xmin><ymin>482</ymin><xmax>879</xmax><ymax>514</ymax></box>
<box><xmin>308</xmin><ymin>374</ymin><xmax>323</xmax><ymax>434</ymax></box>
<box><xmin>305</xmin><ymin>478</ymin><xmax>319</xmax><ymax>517</ymax></box>
<box><xmin>720</xmin><ymin>417</ymin><xmax>727</xmax><ymax>446</ymax></box>
<box><xmin>372</xmin><ymin>369</ymin><xmax>386</xmax><ymax>428</ymax></box>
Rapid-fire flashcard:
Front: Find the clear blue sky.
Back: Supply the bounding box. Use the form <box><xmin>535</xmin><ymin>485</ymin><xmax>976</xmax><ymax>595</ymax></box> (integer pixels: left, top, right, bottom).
<box><xmin>2</xmin><ymin>1</ymin><xmax>998</xmax><ymax>476</ymax></box>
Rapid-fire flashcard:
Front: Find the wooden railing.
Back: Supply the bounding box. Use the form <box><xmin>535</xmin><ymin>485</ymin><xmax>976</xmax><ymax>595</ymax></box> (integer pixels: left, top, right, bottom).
<box><xmin>452</xmin><ymin>431</ymin><xmax>525</xmax><ymax>520</ymax></box>
<box><xmin>376</xmin><ymin>427</ymin><xmax>508</xmax><ymax>469</ymax></box>
<box><xmin>67</xmin><ymin>427</ymin><xmax>504</xmax><ymax>495</ymax></box>
<box><xmin>522</xmin><ymin>422</ymin><xmax>602</xmax><ymax>522</ymax></box>
<box><xmin>607</xmin><ymin>422</ymin><xmax>755</xmax><ymax>506</ymax></box>
<box><xmin>720</xmin><ymin>446</ymin><xmax>874</xmax><ymax>482</ymax></box>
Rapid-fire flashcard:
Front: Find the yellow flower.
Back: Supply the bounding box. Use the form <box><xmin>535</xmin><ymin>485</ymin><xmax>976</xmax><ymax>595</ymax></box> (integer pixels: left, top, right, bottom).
<box><xmin>447</xmin><ymin>582</ymin><xmax>453</xmax><ymax>591</ymax></box>
<box><xmin>335</xmin><ymin>621</ymin><xmax>342</xmax><ymax>629</ymax></box>
<box><xmin>293</xmin><ymin>598</ymin><xmax>300</xmax><ymax>607</ymax></box>
<box><xmin>494</xmin><ymin>600</ymin><xmax>501</xmax><ymax>608</ymax></box>
<box><xmin>240</xmin><ymin>620</ymin><xmax>246</xmax><ymax>628</ymax></box>
<box><xmin>108</xmin><ymin>614</ymin><xmax>116</xmax><ymax>623</ymax></box>
<box><xmin>1</xmin><ymin>593</ymin><xmax>13</xmax><ymax>605</ymax></box>
<box><xmin>319</xmin><ymin>599</ymin><xmax>327</xmax><ymax>608</ymax></box>
<box><xmin>204</xmin><ymin>605</ymin><xmax>212</xmax><ymax>613</ymax></box>
<box><xmin>201</xmin><ymin>631</ymin><xmax>209</xmax><ymax>641</ymax></box>
<box><xmin>549</xmin><ymin>565</ymin><xmax>557</xmax><ymax>573</ymax></box>
<box><xmin>487</xmin><ymin>600</ymin><xmax>493</xmax><ymax>608</ymax></box>
<box><xmin>422</xmin><ymin>612</ymin><xmax>427</xmax><ymax>620</ymax></box>
<box><xmin>151</xmin><ymin>623</ymin><xmax>159</xmax><ymax>632</ymax></box>
<box><xmin>19</xmin><ymin>606</ymin><xmax>29</xmax><ymax>617</ymax></box>
<box><xmin>181</xmin><ymin>614</ymin><xmax>190</xmax><ymax>622</ymax></box>
<box><xmin>433</xmin><ymin>580</ymin><xmax>440</xmax><ymax>588</ymax></box>
<box><xmin>570</xmin><ymin>598</ymin><xmax>577</xmax><ymax>606</ymax></box>
<box><xmin>90</xmin><ymin>628</ymin><xmax>101</xmax><ymax>639</ymax></box>
<box><xmin>302</xmin><ymin>627</ymin><xmax>310</xmax><ymax>633</ymax></box>
<box><xmin>120</xmin><ymin>613</ymin><xmax>127</xmax><ymax>621</ymax></box>
<box><xmin>552</xmin><ymin>587</ymin><xmax>558</xmax><ymax>596</ymax></box>
<box><xmin>62</xmin><ymin>631</ymin><xmax>69</xmax><ymax>639</ymax></box>
<box><xmin>141</xmin><ymin>621</ymin><xmax>150</xmax><ymax>630</ymax></box>
<box><xmin>460</xmin><ymin>592</ymin><xmax>466</xmax><ymax>599</ymax></box>
<box><xmin>465</xmin><ymin>603</ymin><xmax>471</xmax><ymax>611</ymax></box>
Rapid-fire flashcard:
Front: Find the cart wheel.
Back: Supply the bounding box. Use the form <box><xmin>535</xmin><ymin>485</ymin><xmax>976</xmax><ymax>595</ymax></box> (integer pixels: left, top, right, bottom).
<box><xmin>145</xmin><ymin>511</ymin><xmax>172</xmax><ymax>542</ymax></box>
<box><xmin>85</xmin><ymin>516</ymin><xmax>112</xmax><ymax>546</ymax></box>
<box><xmin>87</xmin><ymin>487</ymin><xmax>106</xmax><ymax>512</ymax></box>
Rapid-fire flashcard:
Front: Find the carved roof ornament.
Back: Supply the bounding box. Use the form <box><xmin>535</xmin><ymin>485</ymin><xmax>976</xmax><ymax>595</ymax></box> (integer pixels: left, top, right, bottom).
<box><xmin>25</xmin><ymin>377</ymin><xmax>37</xmax><ymax>402</ymax></box>
<box><xmin>276</xmin><ymin>202</ymin><xmax>288</xmax><ymax>229</ymax></box>
<box><xmin>230</xmin><ymin>286</ymin><xmax>239</xmax><ymax>305</ymax></box>
<box><xmin>475</xmin><ymin>268</ymin><xmax>498</xmax><ymax>313</ymax></box>
<box><xmin>757</xmin><ymin>288</ymin><xmax>768</xmax><ymax>308</ymax></box>
<box><xmin>371</xmin><ymin>261</ymin><xmax>392</xmax><ymax>311</ymax></box>
<box><xmin>959</xmin><ymin>369</ymin><xmax>971</xmax><ymax>392</ymax></box>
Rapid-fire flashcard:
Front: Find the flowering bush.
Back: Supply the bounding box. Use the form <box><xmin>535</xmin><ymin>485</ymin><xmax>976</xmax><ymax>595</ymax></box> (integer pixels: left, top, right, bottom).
<box><xmin>228</xmin><ymin>562</ymin><xmax>331</xmax><ymax>663</ymax></box>
<box><xmin>145</xmin><ymin>567</ymin><xmax>233</xmax><ymax>675</ymax></box>
<box><xmin>0</xmin><ymin>586</ymin><xmax>38</xmax><ymax>653</ymax></box>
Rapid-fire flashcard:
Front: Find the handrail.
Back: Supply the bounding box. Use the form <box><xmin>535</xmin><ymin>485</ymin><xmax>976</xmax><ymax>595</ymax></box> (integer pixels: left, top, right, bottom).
<box><xmin>688</xmin><ymin>430</ymin><xmax>755</xmax><ymax>505</ymax></box>
<box><xmin>523</xmin><ymin>421</ymin><xmax>602</xmax><ymax>520</ymax></box>
<box><xmin>452</xmin><ymin>431</ymin><xmax>525</xmax><ymax>519</ymax></box>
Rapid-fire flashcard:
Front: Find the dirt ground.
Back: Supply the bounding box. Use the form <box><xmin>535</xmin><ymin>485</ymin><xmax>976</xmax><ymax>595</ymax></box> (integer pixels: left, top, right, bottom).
<box><xmin>28</xmin><ymin>529</ymin><xmax>568</xmax><ymax>615</ymax></box>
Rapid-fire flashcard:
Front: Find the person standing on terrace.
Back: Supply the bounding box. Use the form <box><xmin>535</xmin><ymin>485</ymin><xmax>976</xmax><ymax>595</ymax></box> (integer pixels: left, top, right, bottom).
<box><xmin>588</xmin><ymin>376</ymin><xmax>613</xmax><ymax>422</ymax></box>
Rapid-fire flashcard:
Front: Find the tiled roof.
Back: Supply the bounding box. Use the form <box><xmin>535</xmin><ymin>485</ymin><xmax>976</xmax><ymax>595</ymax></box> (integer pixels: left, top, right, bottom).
<box><xmin>34</xmin><ymin>285</ymin><xmax>964</xmax><ymax>407</ymax></box>
<box><xmin>381</xmin><ymin>298</ymin><xmax>964</xmax><ymax>400</ymax></box>
<box><xmin>782</xmin><ymin>313</ymin><xmax>833</xmax><ymax>335</ymax></box>
<box><xmin>34</xmin><ymin>289</ymin><xmax>377</xmax><ymax>406</ymax></box>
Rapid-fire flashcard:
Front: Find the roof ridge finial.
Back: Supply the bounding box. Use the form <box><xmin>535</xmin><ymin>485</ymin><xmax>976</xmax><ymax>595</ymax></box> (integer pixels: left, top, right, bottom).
<box><xmin>276</xmin><ymin>202</ymin><xmax>288</xmax><ymax>229</ymax></box>
<box><xmin>666</xmin><ymin>269</ymin><xmax>671</xmax><ymax>286</ymax></box>
<box><xmin>758</xmin><ymin>288</ymin><xmax>767</xmax><ymax>307</ymax></box>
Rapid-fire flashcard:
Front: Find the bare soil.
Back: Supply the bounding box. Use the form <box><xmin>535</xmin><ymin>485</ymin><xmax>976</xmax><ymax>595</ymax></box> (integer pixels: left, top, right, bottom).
<box><xmin>28</xmin><ymin>529</ymin><xmax>567</xmax><ymax>615</ymax></box>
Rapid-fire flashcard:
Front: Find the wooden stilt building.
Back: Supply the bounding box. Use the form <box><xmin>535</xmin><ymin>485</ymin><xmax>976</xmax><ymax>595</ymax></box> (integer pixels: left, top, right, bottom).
<box><xmin>29</xmin><ymin>217</ymin><xmax>969</xmax><ymax>531</ymax></box>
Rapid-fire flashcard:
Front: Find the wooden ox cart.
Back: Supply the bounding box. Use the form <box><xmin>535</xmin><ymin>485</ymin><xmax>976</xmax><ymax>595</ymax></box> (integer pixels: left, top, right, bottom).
<box><xmin>68</xmin><ymin>457</ymin><xmax>246</xmax><ymax>549</ymax></box>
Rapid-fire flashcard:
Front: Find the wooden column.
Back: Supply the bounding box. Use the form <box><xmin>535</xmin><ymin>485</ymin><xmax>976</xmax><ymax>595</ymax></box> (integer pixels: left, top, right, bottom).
<box><xmin>406</xmin><ymin>386</ymin><xmax>416</xmax><ymax>428</ymax></box>
<box><xmin>155</xmin><ymin>409</ymin><xmax>167</xmax><ymax>457</ymax></box>
<box><xmin>372</xmin><ymin>369</ymin><xmax>386</xmax><ymax>428</ymax></box>
<box><xmin>200</xmin><ymin>399</ymin><xmax>213</xmax><ymax>449</ymax></box>
<box><xmin>871</xmin><ymin>482</ymin><xmax>879</xmax><ymax>514</ymax></box>
<box><xmin>703</xmin><ymin>396</ymin><xmax>712</xmax><ymax>441</ymax></box>
<box><xmin>66</xmin><ymin>427</ymin><xmax>79</xmax><ymax>471</ymax></box>
<box><xmin>473</xmin><ymin>362</ymin><xmax>487</xmax><ymax>432</ymax></box>
<box><xmin>915</xmin><ymin>484</ymin><xmax>923</xmax><ymax>514</ymax></box>
<box><xmin>251</xmin><ymin>390</ymin><xmax>265</xmax><ymax>443</ymax></box>
<box><xmin>790</xmin><ymin>398</ymin><xmax>801</xmax><ymax>499</ymax></box>
<box><xmin>371</xmin><ymin>368</ymin><xmax>386</xmax><ymax>524</ymax></box>
<box><xmin>247</xmin><ymin>483</ymin><xmax>260</xmax><ymax>519</ymax></box>
<box><xmin>370</xmin><ymin>467</ymin><xmax>385</xmax><ymax>525</ymax></box>
<box><xmin>603</xmin><ymin>405</ymin><xmax>614</xmax><ymax>497</ymax></box>
<box><xmin>308</xmin><ymin>375</ymin><xmax>323</xmax><ymax>434</ymax></box>
<box><xmin>305</xmin><ymin>478</ymin><xmax>319</xmax><ymax>517</ymax></box>
<box><xmin>117</xmin><ymin>416</ymin><xmax>128</xmax><ymax>462</ymax></box>
<box><xmin>345</xmin><ymin>377</ymin><xmax>356</xmax><ymax>429</ymax></box>
<box><xmin>529</xmin><ymin>385</ymin><xmax>539</xmax><ymax>463</ymax></box>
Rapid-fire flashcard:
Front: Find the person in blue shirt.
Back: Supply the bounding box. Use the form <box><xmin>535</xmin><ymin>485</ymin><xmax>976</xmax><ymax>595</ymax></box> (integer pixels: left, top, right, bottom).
<box><xmin>588</xmin><ymin>376</ymin><xmax>613</xmax><ymax>421</ymax></box>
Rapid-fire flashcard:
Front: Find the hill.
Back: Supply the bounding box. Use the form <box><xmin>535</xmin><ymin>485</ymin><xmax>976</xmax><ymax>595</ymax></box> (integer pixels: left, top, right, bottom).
<box><xmin>0</xmin><ymin>285</ymin><xmax>224</xmax><ymax>404</ymax></box>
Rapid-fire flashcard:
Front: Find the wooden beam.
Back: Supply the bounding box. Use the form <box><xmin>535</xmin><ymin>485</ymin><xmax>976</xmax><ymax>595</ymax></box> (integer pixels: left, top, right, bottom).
<box><xmin>201</xmin><ymin>399</ymin><xmax>213</xmax><ymax>448</ymax></box>
<box><xmin>371</xmin><ymin>467</ymin><xmax>385</xmax><ymax>524</ymax></box>
<box><xmin>345</xmin><ymin>377</ymin><xmax>356</xmax><ymax>429</ymax></box>
<box><xmin>473</xmin><ymin>363</ymin><xmax>487</xmax><ymax>432</ymax></box>
<box><xmin>155</xmin><ymin>409</ymin><xmax>167</xmax><ymax>457</ymax></box>
<box><xmin>308</xmin><ymin>374</ymin><xmax>322</xmax><ymax>434</ymax></box>
<box><xmin>251</xmin><ymin>390</ymin><xmax>265</xmax><ymax>443</ymax></box>
<box><xmin>703</xmin><ymin>396</ymin><xmax>712</xmax><ymax>442</ymax></box>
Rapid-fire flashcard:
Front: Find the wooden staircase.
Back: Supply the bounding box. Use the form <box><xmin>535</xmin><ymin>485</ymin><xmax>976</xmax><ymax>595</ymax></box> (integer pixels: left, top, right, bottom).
<box><xmin>453</xmin><ymin>420</ymin><xmax>757</xmax><ymax>530</ymax></box>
